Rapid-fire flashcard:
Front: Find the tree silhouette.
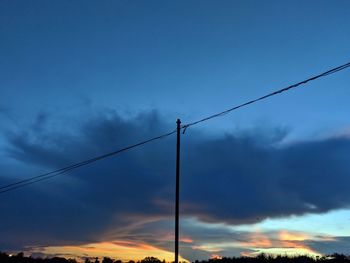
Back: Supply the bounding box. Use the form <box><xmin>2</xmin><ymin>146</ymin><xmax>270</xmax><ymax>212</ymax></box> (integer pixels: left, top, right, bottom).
<box><xmin>102</xmin><ymin>257</ymin><xmax>114</xmax><ymax>263</ymax></box>
<box><xmin>140</xmin><ymin>257</ymin><xmax>162</xmax><ymax>263</ymax></box>
<box><xmin>0</xmin><ymin>252</ymin><xmax>349</xmax><ymax>263</ymax></box>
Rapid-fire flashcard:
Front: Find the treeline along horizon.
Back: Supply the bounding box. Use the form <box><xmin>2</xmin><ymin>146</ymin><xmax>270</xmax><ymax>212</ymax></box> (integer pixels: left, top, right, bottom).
<box><xmin>1</xmin><ymin>252</ymin><xmax>350</xmax><ymax>263</ymax></box>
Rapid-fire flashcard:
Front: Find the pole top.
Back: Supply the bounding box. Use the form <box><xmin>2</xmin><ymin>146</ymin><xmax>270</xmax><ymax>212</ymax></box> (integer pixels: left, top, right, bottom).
<box><xmin>176</xmin><ymin>119</ymin><xmax>181</xmax><ymax>125</ymax></box>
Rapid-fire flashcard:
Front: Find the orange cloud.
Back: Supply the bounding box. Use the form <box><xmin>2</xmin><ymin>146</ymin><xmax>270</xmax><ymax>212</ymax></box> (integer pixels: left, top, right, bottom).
<box><xmin>279</xmin><ymin>230</ymin><xmax>308</xmax><ymax>241</ymax></box>
<box><xmin>180</xmin><ymin>237</ymin><xmax>193</xmax><ymax>243</ymax></box>
<box><xmin>238</xmin><ymin>231</ymin><xmax>272</xmax><ymax>248</ymax></box>
<box><xmin>235</xmin><ymin>230</ymin><xmax>322</xmax><ymax>257</ymax></box>
<box><xmin>192</xmin><ymin>244</ymin><xmax>223</xmax><ymax>253</ymax></box>
<box><xmin>210</xmin><ymin>254</ymin><xmax>223</xmax><ymax>259</ymax></box>
<box><xmin>29</xmin><ymin>241</ymin><xmax>189</xmax><ymax>262</ymax></box>
<box><xmin>276</xmin><ymin>230</ymin><xmax>319</xmax><ymax>255</ymax></box>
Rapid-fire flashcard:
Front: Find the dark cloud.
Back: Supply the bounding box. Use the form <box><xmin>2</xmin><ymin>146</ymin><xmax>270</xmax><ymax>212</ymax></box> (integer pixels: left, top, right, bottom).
<box><xmin>1</xmin><ymin>109</ymin><xmax>350</xmax><ymax>256</ymax></box>
<box><xmin>305</xmin><ymin>236</ymin><xmax>350</xmax><ymax>255</ymax></box>
<box><xmin>0</xmin><ymin>110</ymin><xmax>176</xmax><ymax>250</ymax></box>
<box><xmin>181</xmin><ymin>133</ymin><xmax>350</xmax><ymax>224</ymax></box>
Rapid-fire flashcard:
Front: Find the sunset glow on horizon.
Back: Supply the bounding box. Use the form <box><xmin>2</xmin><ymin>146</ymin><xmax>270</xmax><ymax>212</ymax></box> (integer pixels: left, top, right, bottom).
<box><xmin>22</xmin><ymin>226</ymin><xmax>342</xmax><ymax>261</ymax></box>
<box><xmin>28</xmin><ymin>241</ymin><xmax>188</xmax><ymax>262</ymax></box>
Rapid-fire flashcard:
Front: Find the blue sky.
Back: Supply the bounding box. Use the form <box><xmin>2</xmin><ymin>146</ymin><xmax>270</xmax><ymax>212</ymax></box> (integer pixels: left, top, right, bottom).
<box><xmin>1</xmin><ymin>0</ymin><xmax>350</xmax><ymax>261</ymax></box>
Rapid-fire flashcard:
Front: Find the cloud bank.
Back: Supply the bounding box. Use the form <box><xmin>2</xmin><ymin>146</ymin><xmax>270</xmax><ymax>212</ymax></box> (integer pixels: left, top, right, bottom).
<box><xmin>0</xmin><ymin>110</ymin><xmax>350</xmax><ymax>258</ymax></box>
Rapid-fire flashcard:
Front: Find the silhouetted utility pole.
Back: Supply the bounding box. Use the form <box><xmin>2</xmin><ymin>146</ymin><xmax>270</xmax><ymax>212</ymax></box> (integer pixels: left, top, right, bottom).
<box><xmin>175</xmin><ymin>119</ymin><xmax>181</xmax><ymax>263</ymax></box>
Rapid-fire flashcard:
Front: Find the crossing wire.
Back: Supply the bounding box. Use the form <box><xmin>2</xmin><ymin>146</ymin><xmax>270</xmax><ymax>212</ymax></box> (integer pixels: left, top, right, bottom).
<box><xmin>181</xmin><ymin>61</ymin><xmax>350</xmax><ymax>131</ymax></box>
<box><xmin>1</xmin><ymin>61</ymin><xmax>349</xmax><ymax>194</ymax></box>
<box><xmin>0</xmin><ymin>129</ymin><xmax>176</xmax><ymax>194</ymax></box>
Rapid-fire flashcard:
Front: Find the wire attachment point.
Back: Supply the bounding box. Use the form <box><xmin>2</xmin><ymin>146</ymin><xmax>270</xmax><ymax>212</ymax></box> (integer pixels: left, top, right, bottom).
<box><xmin>182</xmin><ymin>125</ymin><xmax>189</xmax><ymax>134</ymax></box>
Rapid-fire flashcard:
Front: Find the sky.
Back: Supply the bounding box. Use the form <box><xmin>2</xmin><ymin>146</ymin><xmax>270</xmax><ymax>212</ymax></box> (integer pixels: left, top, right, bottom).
<box><xmin>0</xmin><ymin>0</ymin><xmax>350</xmax><ymax>261</ymax></box>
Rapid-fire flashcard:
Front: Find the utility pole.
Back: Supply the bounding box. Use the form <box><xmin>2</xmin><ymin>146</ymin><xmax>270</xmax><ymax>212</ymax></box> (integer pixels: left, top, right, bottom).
<box><xmin>175</xmin><ymin>119</ymin><xmax>181</xmax><ymax>263</ymax></box>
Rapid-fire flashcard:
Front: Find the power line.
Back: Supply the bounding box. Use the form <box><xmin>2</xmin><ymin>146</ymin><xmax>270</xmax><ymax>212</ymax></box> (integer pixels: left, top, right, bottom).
<box><xmin>181</xmin><ymin>61</ymin><xmax>350</xmax><ymax>131</ymax></box>
<box><xmin>1</xmin><ymin>61</ymin><xmax>349</xmax><ymax>194</ymax></box>
<box><xmin>0</xmin><ymin>170</ymin><xmax>74</xmax><ymax>194</ymax></box>
<box><xmin>0</xmin><ymin>129</ymin><xmax>176</xmax><ymax>194</ymax></box>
